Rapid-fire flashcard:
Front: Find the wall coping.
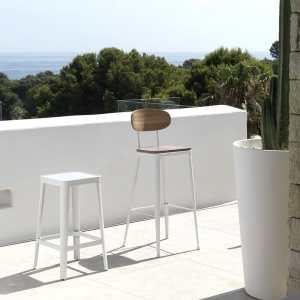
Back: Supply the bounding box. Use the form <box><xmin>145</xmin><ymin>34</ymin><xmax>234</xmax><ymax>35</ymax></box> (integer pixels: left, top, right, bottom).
<box><xmin>0</xmin><ymin>105</ymin><xmax>243</xmax><ymax>131</ymax></box>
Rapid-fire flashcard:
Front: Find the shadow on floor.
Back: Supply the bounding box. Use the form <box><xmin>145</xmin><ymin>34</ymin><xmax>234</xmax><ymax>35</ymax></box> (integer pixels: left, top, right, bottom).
<box><xmin>200</xmin><ymin>288</ymin><xmax>256</xmax><ymax>300</ymax></box>
<box><xmin>0</xmin><ymin>241</ymin><xmax>197</xmax><ymax>295</ymax></box>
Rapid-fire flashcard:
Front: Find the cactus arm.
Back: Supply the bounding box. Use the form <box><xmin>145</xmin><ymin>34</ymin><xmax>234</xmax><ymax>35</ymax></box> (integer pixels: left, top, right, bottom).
<box><xmin>261</xmin><ymin>96</ymin><xmax>280</xmax><ymax>150</ymax></box>
<box><xmin>277</xmin><ymin>0</ymin><xmax>290</xmax><ymax>149</ymax></box>
<box><xmin>269</xmin><ymin>75</ymin><xmax>278</xmax><ymax>125</ymax></box>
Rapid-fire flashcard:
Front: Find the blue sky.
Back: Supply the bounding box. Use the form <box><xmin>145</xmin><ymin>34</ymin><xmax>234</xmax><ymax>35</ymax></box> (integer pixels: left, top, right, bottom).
<box><xmin>1</xmin><ymin>0</ymin><xmax>279</xmax><ymax>53</ymax></box>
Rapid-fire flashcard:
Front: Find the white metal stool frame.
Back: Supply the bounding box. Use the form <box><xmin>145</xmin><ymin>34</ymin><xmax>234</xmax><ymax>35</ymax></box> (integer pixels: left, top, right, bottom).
<box><xmin>33</xmin><ymin>172</ymin><xmax>108</xmax><ymax>280</ymax></box>
<box><xmin>123</xmin><ymin>109</ymin><xmax>200</xmax><ymax>257</ymax></box>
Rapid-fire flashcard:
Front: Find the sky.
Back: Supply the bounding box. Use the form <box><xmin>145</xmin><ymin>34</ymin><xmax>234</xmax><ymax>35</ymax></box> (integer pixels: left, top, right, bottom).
<box><xmin>1</xmin><ymin>0</ymin><xmax>279</xmax><ymax>53</ymax></box>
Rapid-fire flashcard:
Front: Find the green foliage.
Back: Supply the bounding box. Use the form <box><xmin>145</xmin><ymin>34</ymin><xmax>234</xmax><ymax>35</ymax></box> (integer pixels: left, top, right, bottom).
<box><xmin>207</xmin><ymin>63</ymin><xmax>271</xmax><ymax>137</ymax></box>
<box><xmin>103</xmin><ymin>90</ymin><xmax>116</xmax><ymax>113</ymax></box>
<box><xmin>269</xmin><ymin>41</ymin><xmax>279</xmax><ymax>75</ymax></box>
<box><xmin>0</xmin><ymin>72</ymin><xmax>8</xmax><ymax>84</ymax></box>
<box><xmin>185</xmin><ymin>62</ymin><xmax>214</xmax><ymax>98</ymax></box>
<box><xmin>272</xmin><ymin>60</ymin><xmax>279</xmax><ymax>75</ymax></box>
<box><xmin>94</xmin><ymin>49</ymin><xmax>188</xmax><ymax>113</ymax></box>
<box><xmin>182</xmin><ymin>59</ymin><xmax>201</xmax><ymax>69</ymax></box>
<box><xmin>11</xmin><ymin>49</ymin><xmax>190</xmax><ymax>117</ymax></box>
<box><xmin>30</xmin><ymin>53</ymin><xmax>101</xmax><ymax>117</ymax></box>
<box><xmin>0</xmin><ymin>46</ymin><xmax>275</xmax><ymax>120</ymax></box>
<box><xmin>204</xmin><ymin>47</ymin><xmax>252</xmax><ymax>66</ymax></box>
<box><xmin>165</xmin><ymin>84</ymin><xmax>197</xmax><ymax>106</ymax></box>
<box><xmin>0</xmin><ymin>85</ymin><xmax>19</xmax><ymax>120</ymax></box>
<box><xmin>270</xmin><ymin>40</ymin><xmax>279</xmax><ymax>59</ymax></box>
<box><xmin>10</xmin><ymin>102</ymin><xmax>27</xmax><ymax>120</ymax></box>
<box><xmin>186</xmin><ymin>47</ymin><xmax>260</xmax><ymax>99</ymax></box>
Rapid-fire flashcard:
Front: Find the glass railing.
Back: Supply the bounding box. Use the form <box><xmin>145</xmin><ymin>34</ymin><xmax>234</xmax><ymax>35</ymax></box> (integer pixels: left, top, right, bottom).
<box><xmin>117</xmin><ymin>97</ymin><xmax>194</xmax><ymax>112</ymax></box>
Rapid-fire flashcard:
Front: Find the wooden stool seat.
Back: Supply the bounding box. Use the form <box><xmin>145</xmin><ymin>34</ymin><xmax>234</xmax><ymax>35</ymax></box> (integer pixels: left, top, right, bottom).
<box><xmin>137</xmin><ymin>146</ymin><xmax>191</xmax><ymax>154</ymax></box>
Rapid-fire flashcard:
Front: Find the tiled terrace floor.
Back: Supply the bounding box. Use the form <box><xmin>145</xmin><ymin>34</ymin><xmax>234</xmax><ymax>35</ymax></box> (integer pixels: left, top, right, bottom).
<box><xmin>0</xmin><ymin>201</ymin><xmax>255</xmax><ymax>299</ymax></box>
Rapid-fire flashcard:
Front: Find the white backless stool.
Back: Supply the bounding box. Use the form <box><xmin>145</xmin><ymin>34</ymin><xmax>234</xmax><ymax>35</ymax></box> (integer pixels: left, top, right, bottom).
<box><xmin>33</xmin><ymin>172</ymin><xmax>108</xmax><ymax>280</ymax></box>
<box><xmin>123</xmin><ymin>109</ymin><xmax>200</xmax><ymax>257</ymax></box>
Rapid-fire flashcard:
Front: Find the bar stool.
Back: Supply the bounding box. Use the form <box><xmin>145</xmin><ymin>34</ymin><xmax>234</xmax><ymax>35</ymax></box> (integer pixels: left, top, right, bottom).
<box><xmin>123</xmin><ymin>109</ymin><xmax>200</xmax><ymax>257</ymax></box>
<box><xmin>33</xmin><ymin>172</ymin><xmax>108</xmax><ymax>280</ymax></box>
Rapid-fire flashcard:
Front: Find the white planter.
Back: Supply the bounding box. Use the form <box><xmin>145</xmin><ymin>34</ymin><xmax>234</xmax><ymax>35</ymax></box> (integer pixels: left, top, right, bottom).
<box><xmin>233</xmin><ymin>138</ymin><xmax>289</xmax><ymax>300</ymax></box>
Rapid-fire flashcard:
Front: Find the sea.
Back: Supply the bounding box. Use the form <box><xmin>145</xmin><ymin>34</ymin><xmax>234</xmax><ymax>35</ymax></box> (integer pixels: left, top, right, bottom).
<box><xmin>0</xmin><ymin>51</ymin><xmax>271</xmax><ymax>80</ymax></box>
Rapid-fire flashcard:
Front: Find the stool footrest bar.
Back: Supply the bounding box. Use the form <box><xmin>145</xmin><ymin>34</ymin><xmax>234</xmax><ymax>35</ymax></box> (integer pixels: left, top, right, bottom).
<box><xmin>131</xmin><ymin>203</ymin><xmax>193</xmax><ymax>216</ymax></box>
<box><xmin>131</xmin><ymin>205</ymin><xmax>155</xmax><ymax>210</ymax></box>
<box><xmin>68</xmin><ymin>240</ymin><xmax>102</xmax><ymax>251</ymax></box>
<box><xmin>168</xmin><ymin>204</ymin><xmax>193</xmax><ymax>211</ymax></box>
<box><xmin>131</xmin><ymin>209</ymin><xmax>154</xmax><ymax>218</ymax></box>
<box><xmin>74</xmin><ymin>231</ymin><xmax>101</xmax><ymax>241</ymax></box>
<box><xmin>37</xmin><ymin>231</ymin><xmax>102</xmax><ymax>251</ymax></box>
<box><xmin>41</xmin><ymin>234</ymin><xmax>61</xmax><ymax>241</ymax></box>
<box><xmin>37</xmin><ymin>239</ymin><xmax>61</xmax><ymax>251</ymax></box>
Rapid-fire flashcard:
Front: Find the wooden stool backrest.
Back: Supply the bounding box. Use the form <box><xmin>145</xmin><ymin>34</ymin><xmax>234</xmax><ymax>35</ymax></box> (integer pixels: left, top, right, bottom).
<box><xmin>131</xmin><ymin>109</ymin><xmax>171</xmax><ymax>132</ymax></box>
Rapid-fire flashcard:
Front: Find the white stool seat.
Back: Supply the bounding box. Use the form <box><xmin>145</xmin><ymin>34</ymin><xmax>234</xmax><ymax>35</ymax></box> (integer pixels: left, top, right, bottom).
<box><xmin>41</xmin><ymin>172</ymin><xmax>101</xmax><ymax>186</ymax></box>
<box><xmin>33</xmin><ymin>171</ymin><xmax>108</xmax><ymax>280</ymax></box>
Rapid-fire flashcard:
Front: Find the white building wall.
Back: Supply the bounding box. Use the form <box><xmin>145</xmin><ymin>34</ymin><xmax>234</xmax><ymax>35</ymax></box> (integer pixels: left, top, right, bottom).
<box><xmin>0</xmin><ymin>106</ymin><xmax>246</xmax><ymax>245</ymax></box>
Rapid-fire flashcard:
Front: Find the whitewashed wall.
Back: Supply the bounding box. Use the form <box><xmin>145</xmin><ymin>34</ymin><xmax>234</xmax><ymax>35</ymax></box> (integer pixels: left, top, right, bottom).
<box><xmin>0</xmin><ymin>105</ymin><xmax>246</xmax><ymax>245</ymax></box>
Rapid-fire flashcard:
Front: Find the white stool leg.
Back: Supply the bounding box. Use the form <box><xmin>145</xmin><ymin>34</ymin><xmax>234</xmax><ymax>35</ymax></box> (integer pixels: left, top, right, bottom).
<box><xmin>123</xmin><ymin>155</ymin><xmax>140</xmax><ymax>247</ymax></box>
<box><xmin>188</xmin><ymin>152</ymin><xmax>200</xmax><ymax>250</ymax></box>
<box><xmin>33</xmin><ymin>182</ymin><xmax>46</xmax><ymax>269</ymax></box>
<box><xmin>162</xmin><ymin>156</ymin><xmax>169</xmax><ymax>239</ymax></box>
<box><xmin>72</xmin><ymin>185</ymin><xmax>80</xmax><ymax>260</ymax></box>
<box><xmin>60</xmin><ymin>185</ymin><xmax>70</xmax><ymax>280</ymax></box>
<box><xmin>153</xmin><ymin>154</ymin><xmax>161</xmax><ymax>257</ymax></box>
<box><xmin>96</xmin><ymin>182</ymin><xmax>108</xmax><ymax>271</ymax></box>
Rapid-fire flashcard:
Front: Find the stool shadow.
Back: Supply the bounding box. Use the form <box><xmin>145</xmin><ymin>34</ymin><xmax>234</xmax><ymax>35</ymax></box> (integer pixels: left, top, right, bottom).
<box><xmin>78</xmin><ymin>241</ymin><xmax>197</xmax><ymax>271</ymax></box>
<box><xmin>0</xmin><ymin>242</ymin><xmax>197</xmax><ymax>295</ymax></box>
<box><xmin>0</xmin><ymin>265</ymin><xmax>63</xmax><ymax>295</ymax></box>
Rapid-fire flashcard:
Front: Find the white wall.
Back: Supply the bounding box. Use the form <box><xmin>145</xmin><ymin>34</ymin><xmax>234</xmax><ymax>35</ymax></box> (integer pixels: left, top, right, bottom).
<box><xmin>0</xmin><ymin>106</ymin><xmax>246</xmax><ymax>245</ymax></box>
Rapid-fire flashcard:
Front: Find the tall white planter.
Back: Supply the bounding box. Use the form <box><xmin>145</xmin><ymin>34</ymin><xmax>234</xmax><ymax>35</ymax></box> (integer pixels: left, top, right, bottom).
<box><xmin>233</xmin><ymin>138</ymin><xmax>289</xmax><ymax>300</ymax></box>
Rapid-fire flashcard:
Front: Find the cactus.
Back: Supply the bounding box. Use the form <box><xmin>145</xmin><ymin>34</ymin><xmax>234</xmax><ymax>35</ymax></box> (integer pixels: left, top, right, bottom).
<box><xmin>261</xmin><ymin>76</ymin><xmax>279</xmax><ymax>150</ymax></box>
<box><xmin>261</xmin><ymin>0</ymin><xmax>290</xmax><ymax>150</ymax></box>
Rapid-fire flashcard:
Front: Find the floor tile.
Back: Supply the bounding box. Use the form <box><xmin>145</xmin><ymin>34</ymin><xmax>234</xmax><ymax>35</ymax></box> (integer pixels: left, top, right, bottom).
<box><xmin>95</xmin><ymin>259</ymin><xmax>245</xmax><ymax>300</ymax></box>
<box><xmin>0</xmin><ymin>203</ymin><xmax>257</xmax><ymax>300</ymax></box>
<box><xmin>20</xmin><ymin>280</ymin><xmax>145</xmax><ymax>300</ymax></box>
<box><xmin>184</xmin><ymin>247</ymin><xmax>244</xmax><ymax>276</ymax></box>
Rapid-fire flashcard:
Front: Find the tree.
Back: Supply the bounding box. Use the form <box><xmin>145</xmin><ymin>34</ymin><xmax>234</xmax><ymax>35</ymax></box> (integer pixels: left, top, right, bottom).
<box><xmin>186</xmin><ymin>47</ymin><xmax>272</xmax><ymax>99</ymax></box>
<box><xmin>182</xmin><ymin>59</ymin><xmax>200</xmax><ymax>69</ymax></box>
<box><xmin>269</xmin><ymin>40</ymin><xmax>279</xmax><ymax>59</ymax></box>
<box><xmin>29</xmin><ymin>53</ymin><xmax>101</xmax><ymax>118</ymax></box>
<box><xmin>185</xmin><ymin>62</ymin><xmax>214</xmax><ymax>98</ymax></box>
<box><xmin>0</xmin><ymin>72</ymin><xmax>8</xmax><ymax>83</ymax></box>
<box><xmin>103</xmin><ymin>90</ymin><xmax>116</xmax><ymax>113</ymax></box>
<box><xmin>204</xmin><ymin>47</ymin><xmax>252</xmax><ymax>66</ymax></box>
<box><xmin>0</xmin><ymin>85</ymin><xmax>19</xmax><ymax>120</ymax></box>
<box><xmin>208</xmin><ymin>63</ymin><xmax>271</xmax><ymax>137</ymax></box>
<box><xmin>10</xmin><ymin>103</ymin><xmax>27</xmax><ymax>120</ymax></box>
<box><xmin>95</xmin><ymin>48</ymin><xmax>187</xmax><ymax>109</ymax></box>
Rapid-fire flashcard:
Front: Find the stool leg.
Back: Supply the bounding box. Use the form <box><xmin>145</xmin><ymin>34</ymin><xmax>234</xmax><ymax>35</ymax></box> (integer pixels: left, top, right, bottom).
<box><xmin>123</xmin><ymin>155</ymin><xmax>140</xmax><ymax>247</ymax></box>
<box><xmin>96</xmin><ymin>182</ymin><xmax>108</xmax><ymax>271</ymax></box>
<box><xmin>153</xmin><ymin>155</ymin><xmax>161</xmax><ymax>257</ymax></box>
<box><xmin>60</xmin><ymin>185</ymin><xmax>70</xmax><ymax>280</ymax></box>
<box><xmin>188</xmin><ymin>152</ymin><xmax>200</xmax><ymax>250</ymax></box>
<box><xmin>162</xmin><ymin>157</ymin><xmax>169</xmax><ymax>239</ymax></box>
<box><xmin>72</xmin><ymin>185</ymin><xmax>80</xmax><ymax>261</ymax></box>
<box><xmin>33</xmin><ymin>182</ymin><xmax>46</xmax><ymax>269</ymax></box>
